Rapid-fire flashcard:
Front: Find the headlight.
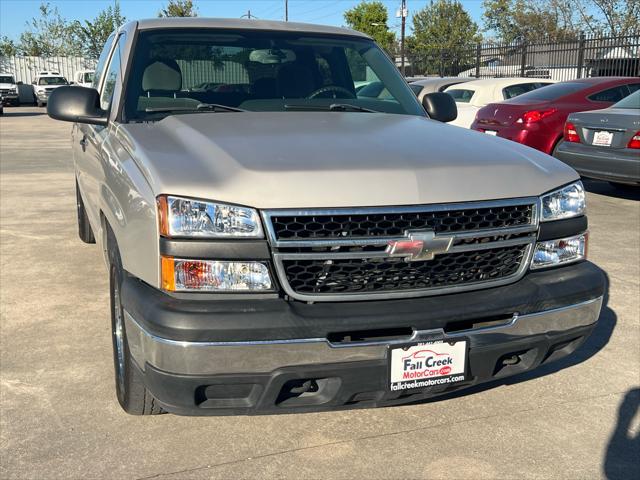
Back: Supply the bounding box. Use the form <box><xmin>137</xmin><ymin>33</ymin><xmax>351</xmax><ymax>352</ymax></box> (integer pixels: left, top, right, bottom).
<box><xmin>161</xmin><ymin>257</ymin><xmax>272</xmax><ymax>292</ymax></box>
<box><xmin>530</xmin><ymin>234</ymin><xmax>587</xmax><ymax>269</ymax></box>
<box><xmin>157</xmin><ymin>195</ymin><xmax>263</xmax><ymax>238</ymax></box>
<box><xmin>540</xmin><ymin>182</ymin><xmax>585</xmax><ymax>222</ymax></box>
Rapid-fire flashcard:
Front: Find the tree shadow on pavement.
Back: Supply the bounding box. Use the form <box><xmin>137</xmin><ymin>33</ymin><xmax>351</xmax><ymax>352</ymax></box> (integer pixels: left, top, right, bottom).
<box><xmin>603</xmin><ymin>388</ymin><xmax>640</xmax><ymax>480</ymax></box>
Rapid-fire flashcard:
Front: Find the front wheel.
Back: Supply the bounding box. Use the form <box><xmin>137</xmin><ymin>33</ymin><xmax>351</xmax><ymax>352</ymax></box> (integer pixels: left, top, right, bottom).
<box><xmin>109</xmin><ymin>232</ymin><xmax>163</xmax><ymax>415</ymax></box>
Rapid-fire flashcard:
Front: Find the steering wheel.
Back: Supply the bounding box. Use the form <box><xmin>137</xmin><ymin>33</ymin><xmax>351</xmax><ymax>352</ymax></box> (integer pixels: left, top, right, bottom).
<box><xmin>307</xmin><ymin>85</ymin><xmax>356</xmax><ymax>100</ymax></box>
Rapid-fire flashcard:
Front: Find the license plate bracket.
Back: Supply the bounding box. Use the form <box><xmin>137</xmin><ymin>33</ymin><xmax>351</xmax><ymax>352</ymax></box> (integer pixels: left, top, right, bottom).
<box><xmin>389</xmin><ymin>339</ymin><xmax>468</xmax><ymax>392</ymax></box>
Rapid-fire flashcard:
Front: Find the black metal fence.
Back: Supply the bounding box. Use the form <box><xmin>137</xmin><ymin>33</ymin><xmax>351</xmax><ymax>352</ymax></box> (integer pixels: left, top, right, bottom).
<box><xmin>405</xmin><ymin>34</ymin><xmax>640</xmax><ymax>81</ymax></box>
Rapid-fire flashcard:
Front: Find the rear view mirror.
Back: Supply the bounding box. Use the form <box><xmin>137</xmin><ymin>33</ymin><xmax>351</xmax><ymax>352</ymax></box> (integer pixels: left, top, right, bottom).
<box><xmin>422</xmin><ymin>92</ymin><xmax>457</xmax><ymax>123</ymax></box>
<box><xmin>47</xmin><ymin>86</ymin><xmax>108</xmax><ymax>126</ymax></box>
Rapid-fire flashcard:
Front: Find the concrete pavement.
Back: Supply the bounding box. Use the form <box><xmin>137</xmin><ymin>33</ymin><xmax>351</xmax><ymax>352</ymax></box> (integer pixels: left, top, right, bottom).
<box><xmin>1</xmin><ymin>107</ymin><xmax>638</xmax><ymax>479</ymax></box>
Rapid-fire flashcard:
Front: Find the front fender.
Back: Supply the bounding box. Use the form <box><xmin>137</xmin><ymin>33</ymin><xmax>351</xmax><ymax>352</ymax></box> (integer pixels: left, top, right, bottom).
<box><xmin>99</xmin><ymin>126</ymin><xmax>160</xmax><ymax>287</ymax></box>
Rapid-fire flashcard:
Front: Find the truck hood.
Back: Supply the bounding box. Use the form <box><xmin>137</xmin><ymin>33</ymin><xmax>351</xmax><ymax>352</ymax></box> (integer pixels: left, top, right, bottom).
<box><xmin>119</xmin><ymin>112</ymin><xmax>578</xmax><ymax>209</ymax></box>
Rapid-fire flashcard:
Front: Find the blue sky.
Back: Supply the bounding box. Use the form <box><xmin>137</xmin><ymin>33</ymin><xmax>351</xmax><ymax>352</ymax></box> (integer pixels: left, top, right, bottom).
<box><xmin>0</xmin><ymin>0</ymin><xmax>485</xmax><ymax>40</ymax></box>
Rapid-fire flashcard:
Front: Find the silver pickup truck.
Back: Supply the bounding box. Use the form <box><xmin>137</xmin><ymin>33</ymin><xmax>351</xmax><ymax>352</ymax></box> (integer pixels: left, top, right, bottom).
<box><xmin>47</xmin><ymin>18</ymin><xmax>605</xmax><ymax>416</ymax></box>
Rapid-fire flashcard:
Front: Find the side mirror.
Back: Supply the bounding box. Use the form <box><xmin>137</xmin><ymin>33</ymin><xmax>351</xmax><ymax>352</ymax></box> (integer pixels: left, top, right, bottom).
<box><xmin>17</xmin><ymin>81</ymin><xmax>23</xmax><ymax>86</ymax></box>
<box><xmin>70</xmin><ymin>81</ymin><xmax>75</xmax><ymax>85</ymax></box>
<box><xmin>422</xmin><ymin>92</ymin><xmax>457</xmax><ymax>123</ymax></box>
<box><xmin>47</xmin><ymin>86</ymin><xmax>107</xmax><ymax>126</ymax></box>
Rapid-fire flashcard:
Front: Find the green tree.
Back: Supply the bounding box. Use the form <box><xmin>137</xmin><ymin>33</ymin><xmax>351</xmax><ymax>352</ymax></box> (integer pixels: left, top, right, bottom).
<box><xmin>408</xmin><ymin>0</ymin><xmax>481</xmax><ymax>75</ymax></box>
<box><xmin>343</xmin><ymin>1</ymin><xmax>396</xmax><ymax>55</ymax></box>
<box><xmin>71</xmin><ymin>1</ymin><xmax>126</xmax><ymax>59</ymax></box>
<box><xmin>0</xmin><ymin>36</ymin><xmax>19</xmax><ymax>56</ymax></box>
<box><xmin>158</xmin><ymin>0</ymin><xmax>198</xmax><ymax>17</ymax></box>
<box><xmin>18</xmin><ymin>2</ymin><xmax>78</xmax><ymax>56</ymax></box>
<box><xmin>483</xmin><ymin>0</ymin><xmax>581</xmax><ymax>42</ymax></box>
<box><xmin>571</xmin><ymin>0</ymin><xmax>640</xmax><ymax>36</ymax></box>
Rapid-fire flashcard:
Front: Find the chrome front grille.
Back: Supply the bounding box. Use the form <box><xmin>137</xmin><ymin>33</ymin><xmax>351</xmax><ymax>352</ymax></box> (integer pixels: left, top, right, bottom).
<box><xmin>263</xmin><ymin>199</ymin><xmax>539</xmax><ymax>302</ymax></box>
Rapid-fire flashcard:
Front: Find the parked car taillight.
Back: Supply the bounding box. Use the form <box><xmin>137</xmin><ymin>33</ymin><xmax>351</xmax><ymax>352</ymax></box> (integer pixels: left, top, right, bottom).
<box><xmin>516</xmin><ymin>109</ymin><xmax>557</xmax><ymax>124</ymax></box>
<box><xmin>564</xmin><ymin>122</ymin><xmax>580</xmax><ymax>143</ymax></box>
<box><xmin>628</xmin><ymin>131</ymin><xmax>640</xmax><ymax>149</ymax></box>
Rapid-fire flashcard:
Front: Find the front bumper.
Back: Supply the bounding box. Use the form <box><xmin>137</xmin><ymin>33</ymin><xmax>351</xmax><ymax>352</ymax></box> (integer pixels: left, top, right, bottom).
<box><xmin>121</xmin><ymin>262</ymin><xmax>605</xmax><ymax>415</ymax></box>
<box><xmin>555</xmin><ymin>142</ymin><xmax>640</xmax><ymax>184</ymax></box>
<box><xmin>1</xmin><ymin>93</ymin><xmax>18</xmax><ymax>105</ymax></box>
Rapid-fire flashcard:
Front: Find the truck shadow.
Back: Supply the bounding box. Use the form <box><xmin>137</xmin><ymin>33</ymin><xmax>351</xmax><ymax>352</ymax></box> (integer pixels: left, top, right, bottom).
<box><xmin>1</xmin><ymin>110</ymin><xmax>46</xmax><ymax>118</ymax></box>
<box><xmin>603</xmin><ymin>388</ymin><xmax>640</xmax><ymax>480</ymax></box>
<box><xmin>583</xmin><ymin>179</ymin><xmax>640</xmax><ymax>201</ymax></box>
<box><xmin>416</xmin><ymin>270</ymin><xmax>616</xmax><ymax>401</ymax></box>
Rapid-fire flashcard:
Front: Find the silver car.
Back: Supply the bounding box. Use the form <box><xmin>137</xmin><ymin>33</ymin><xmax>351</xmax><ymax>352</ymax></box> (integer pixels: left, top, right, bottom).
<box><xmin>46</xmin><ymin>18</ymin><xmax>604</xmax><ymax>416</ymax></box>
<box><xmin>555</xmin><ymin>90</ymin><xmax>640</xmax><ymax>187</ymax></box>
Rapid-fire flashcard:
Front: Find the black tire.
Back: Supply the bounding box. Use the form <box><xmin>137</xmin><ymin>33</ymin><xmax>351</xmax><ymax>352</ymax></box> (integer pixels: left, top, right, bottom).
<box><xmin>76</xmin><ymin>181</ymin><xmax>95</xmax><ymax>244</ymax></box>
<box><xmin>107</xmin><ymin>226</ymin><xmax>163</xmax><ymax>415</ymax></box>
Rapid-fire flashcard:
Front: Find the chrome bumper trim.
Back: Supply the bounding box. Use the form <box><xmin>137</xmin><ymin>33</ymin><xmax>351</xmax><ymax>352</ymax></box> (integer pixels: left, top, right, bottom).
<box><xmin>124</xmin><ymin>296</ymin><xmax>603</xmax><ymax>376</ymax></box>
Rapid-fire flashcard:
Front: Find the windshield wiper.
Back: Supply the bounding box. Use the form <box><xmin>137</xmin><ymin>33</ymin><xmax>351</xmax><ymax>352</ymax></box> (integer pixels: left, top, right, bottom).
<box><xmin>144</xmin><ymin>103</ymin><xmax>246</xmax><ymax>113</ymax></box>
<box><xmin>284</xmin><ymin>103</ymin><xmax>379</xmax><ymax>113</ymax></box>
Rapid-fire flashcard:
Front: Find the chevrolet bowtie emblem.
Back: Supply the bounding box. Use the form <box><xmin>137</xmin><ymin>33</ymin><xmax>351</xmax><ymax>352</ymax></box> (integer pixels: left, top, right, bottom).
<box><xmin>386</xmin><ymin>230</ymin><xmax>454</xmax><ymax>261</ymax></box>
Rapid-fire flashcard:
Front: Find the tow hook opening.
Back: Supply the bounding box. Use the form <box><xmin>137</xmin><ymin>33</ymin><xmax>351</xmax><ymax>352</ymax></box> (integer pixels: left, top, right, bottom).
<box><xmin>276</xmin><ymin>377</ymin><xmax>341</xmax><ymax>407</ymax></box>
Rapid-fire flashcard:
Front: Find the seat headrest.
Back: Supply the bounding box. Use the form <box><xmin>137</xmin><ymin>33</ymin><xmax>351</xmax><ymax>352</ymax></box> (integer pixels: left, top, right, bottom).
<box><xmin>142</xmin><ymin>59</ymin><xmax>182</xmax><ymax>92</ymax></box>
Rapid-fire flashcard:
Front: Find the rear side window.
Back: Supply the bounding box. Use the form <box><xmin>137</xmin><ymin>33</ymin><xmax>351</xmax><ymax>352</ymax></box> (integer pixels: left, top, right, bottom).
<box><xmin>588</xmin><ymin>85</ymin><xmax>630</xmax><ymax>103</ymax></box>
<box><xmin>93</xmin><ymin>34</ymin><xmax>115</xmax><ymax>89</ymax></box>
<box><xmin>513</xmin><ymin>82</ymin><xmax>586</xmax><ymax>101</ymax></box>
<box><xmin>447</xmin><ymin>89</ymin><xmax>474</xmax><ymax>103</ymax></box>
<box><xmin>626</xmin><ymin>83</ymin><xmax>640</xmax><ymax>94</ymax></box>
<box><xmin>502</xmin><ymin>82</ymin><xmax>551</xmax><ymax>99</ymax></box>
<box><xmin>612</xmin><ymin>90</ymin><xmax>640</xmax><ymax>109</ymax></box>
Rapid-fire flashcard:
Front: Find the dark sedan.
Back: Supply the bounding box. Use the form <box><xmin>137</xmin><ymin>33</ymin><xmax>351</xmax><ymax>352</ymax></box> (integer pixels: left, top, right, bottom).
<box><xmin>554</xmin><ymin>90</ymin><xmax>640</xmax><ymax>187</ymax></box>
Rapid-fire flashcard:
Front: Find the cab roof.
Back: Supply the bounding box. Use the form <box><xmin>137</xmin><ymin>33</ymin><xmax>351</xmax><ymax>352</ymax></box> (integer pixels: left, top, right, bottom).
<box><xmin>132</xmin><ymin>17</ymin><xmax>370</xmax><ymax>39</ymax></box>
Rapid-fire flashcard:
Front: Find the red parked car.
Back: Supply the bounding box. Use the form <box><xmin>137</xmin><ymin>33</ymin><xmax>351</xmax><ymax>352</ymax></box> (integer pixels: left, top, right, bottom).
<box><xmin>471</xmin><ymin>77</ymin><xmax>640</xmax><ymax>155</ymax></box>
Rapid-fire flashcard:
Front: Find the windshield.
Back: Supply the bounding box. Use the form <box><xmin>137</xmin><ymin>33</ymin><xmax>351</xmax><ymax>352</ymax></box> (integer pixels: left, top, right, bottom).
<box><xmin>612</xmin><ymin>90</ymin><xmax>640</xmax><ymax>109</ymax></box>
<box><xmin>39</xmin><ymin>77</ymin><xmax>68</xmax><ymax>85</ymax></box>
<box><xmin>0</xmin><ymin>76</ymin><xmax>15</xmax><ymax>84</ymax></box>
<box><xmin>446</xmin><ymin>89</ymin><xmax>474</xmax><ymax>103</ymax></box>
<box><xmin>409</xmin><ymin>84</ymin><xmax>423</xmax><ymax>95</ymax></box>
<box><xmin>124</xmin><ymin>29</ymin><xmax>424</xmax><ymax>120</ymax></box>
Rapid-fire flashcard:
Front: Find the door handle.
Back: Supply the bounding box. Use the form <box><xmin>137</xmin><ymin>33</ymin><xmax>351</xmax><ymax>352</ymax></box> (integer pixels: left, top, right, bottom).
<box><xmin>79</xmin><ymin>135</ymin><xmax>87</xmax><ymax>151</ymax></box>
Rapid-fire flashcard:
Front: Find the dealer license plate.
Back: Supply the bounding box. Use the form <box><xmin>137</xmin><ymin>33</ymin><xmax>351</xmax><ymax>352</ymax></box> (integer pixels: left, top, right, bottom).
<box><xmin>592</xmin><ymin>130</ymin><xmax>613</xmax><ymax>146</ymax></box>
<box><xmin>389</xmin><ymin>339</ymin><xmax>467</xmax><ymax>392</ymax></box>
